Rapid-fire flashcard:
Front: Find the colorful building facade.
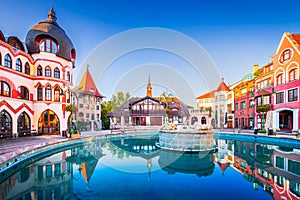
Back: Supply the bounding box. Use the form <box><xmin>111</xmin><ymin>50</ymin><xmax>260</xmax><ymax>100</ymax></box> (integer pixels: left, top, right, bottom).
<box><xmin>72</xmin><ymin>66</ymin><xmax>104</xmax><ymax>131</ymax></box>
<box><xmin>272</xmin><ymin>32</ymin><xmax>300</xmax><ymax>132</ymax></box>
<box><xmin>0</xmin><ymin>8</ymin><xmax>75</xmax><ymax>137</ymax></box>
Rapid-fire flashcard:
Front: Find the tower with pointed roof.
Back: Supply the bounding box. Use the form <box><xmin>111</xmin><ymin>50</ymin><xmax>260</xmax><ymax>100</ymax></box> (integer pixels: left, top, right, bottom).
<box><xmin>146</xmin><ymin>74</ymin><xmax>152</xmax><ymax>97</ymax></box>
<box><xmin>73</xmin><ymin>65</ymin><xmax>104</xmax><ymax>131</ymax></box>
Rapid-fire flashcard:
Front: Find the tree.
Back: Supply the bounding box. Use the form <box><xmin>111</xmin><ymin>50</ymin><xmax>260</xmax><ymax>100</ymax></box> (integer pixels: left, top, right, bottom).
<box><xmin>101</xmin><ymin>101</ymin><xmax>113</xmax><ymax>129</ymax></box>
<box><xmin>101</xmin><ymin>91</ymin><xmax>130</xmax><ymax>129</ymax></box>
<box><xmin>111</xmin><ymin>91</ymin><xmax>130</xmax><ymax>111</ymax></box>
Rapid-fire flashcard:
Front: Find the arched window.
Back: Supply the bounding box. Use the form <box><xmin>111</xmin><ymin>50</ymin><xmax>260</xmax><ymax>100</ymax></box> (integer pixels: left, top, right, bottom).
<box><xmin>17</xmin><ymin>112</ymin><xmax>31</xmax><ymax>135</ymax></box>
<box><xmin>289</xmin><ymin>68</ymin><xmax>298</xmax><ymax>82</ymax></box>
<box><xmin>25</xmin><ymin>62</ymin><xmax>30</xmax><ymax>75</ymax></box>
<box><xmin>38</xmin><ymin>109</ymin><xmax>60</xmax><ymax>135</ymax></box>
<box><xmin>191</xmin><ymin>117</ymin><xmax>198</xmax><ymax>125</ymax></box>
<box><xmin>16</xmin><ymin>58</ymin><xmax>22</xmax><ymax>72</ymax></box>
<box><xmin>45</xmin><ymin>66</ymin><xmax>51</xmax><ymax>77</ymax></box>
<box><xmin>201</xmin><ymin>117</ymin><xmax>207</xmax><ymax>125</ymax></box>
<box><xmin>66</xmin><ymin>71</ymin><xmax>70</xmax><ymax>81</ymax></box>
<box><xmin>39</xmin><ymin>38</ymin><xmax>58</xmax><ymax>54</ymax></box>
<box><xmin>0</xmin><ymin>110</ymin><xmax>12</xmax><ymax>135</ymax></box>
<box><xmin>4</xmin><ymin>54</ymin><xmax>12</xmax><ymax>68</ymax></box>
<box><xmin>276</xmin><ymin>73</ymin><xmax>283</xmax><ymax>85</ymax></box>
<box><xmin>17</xmin><ymin>86</ymin><xmax>29</xmax><ymax>100</ymax></box>
<box><xmin>45</xmin><ymin>85</ymin><xmax>52</xmax><ymax>101</ymax></box>
<box><xmin>37</xmin><ymin>65</ymin><xmax>43</xmax><ymax>76</ymax></box>
<box><xmin>0</xmin><ymin>81</ymin><xmax>10</xmax><ymax>97</ymax></box>
<box><xmin>37</xmin><ymin>86</ymin><xmax>43</xmax><ymax>101</ymax></box>
<box><xmin>54</xmin><ymin>87</ymin><xmax>60</xmax><ymax>102</ymax></box>
<box><xmin>79</xmin><ymin>112</ymin><xmax>84</xmax><ymax>117</ymax></box>
<box><xmin>54</xmin><ymin>67</ymin><xmax>60</xmax><ymax>78</ymax></box>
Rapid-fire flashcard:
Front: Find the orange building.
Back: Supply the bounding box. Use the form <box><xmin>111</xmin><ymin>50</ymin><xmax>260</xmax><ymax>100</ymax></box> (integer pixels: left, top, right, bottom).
<box><xmin>272</xmin><ymin>32</ymin><xmax>300</xmax><ymax>132</ymax></box>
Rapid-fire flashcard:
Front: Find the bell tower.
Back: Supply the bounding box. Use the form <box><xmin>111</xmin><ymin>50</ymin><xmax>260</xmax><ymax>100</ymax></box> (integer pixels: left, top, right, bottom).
<box><xmin>146</xmin><ymin>74</ymin><xmax>152</xmax><ymax>97</ymax></box>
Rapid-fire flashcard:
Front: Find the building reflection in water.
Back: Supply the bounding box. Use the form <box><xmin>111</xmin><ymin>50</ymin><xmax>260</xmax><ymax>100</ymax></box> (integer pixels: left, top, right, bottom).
<box><xmin>0</xmin><ymin>136</ymin><xmax>299</xmax><ymax>200</ymax></box>
<box><xmin>216</xmin><ymin>138</ymin><xmax>300</xmax><ymax>200</ymax></box>
<box><xmin>159</xmin><ymin>150</ymin><xmax>215</xmax><ymax>178</ymax></box>
<box><xmin>0</xmin><ymin>150</ymin><xmax>75</xmax><ymax>200</ymax></box>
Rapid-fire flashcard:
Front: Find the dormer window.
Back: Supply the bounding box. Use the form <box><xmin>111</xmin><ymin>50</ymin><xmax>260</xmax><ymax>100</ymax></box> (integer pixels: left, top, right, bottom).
<box><xmin>39</xmin><ymin>38</ymin><xmax>58</xmax><ymax>54</ymax></box>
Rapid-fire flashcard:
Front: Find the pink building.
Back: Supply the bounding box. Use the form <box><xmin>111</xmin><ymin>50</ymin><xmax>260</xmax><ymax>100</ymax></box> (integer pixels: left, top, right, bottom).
<box><xmin>272</xmin><ymin>32</ymin><xmax>300</xmax><ymax>133</ymax></box>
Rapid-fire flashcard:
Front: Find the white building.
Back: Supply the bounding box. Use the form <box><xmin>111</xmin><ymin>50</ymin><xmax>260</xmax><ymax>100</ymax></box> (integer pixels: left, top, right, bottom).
<box><xmin>0</xmin><ymin>8</ymin><xmax>76</xmax><ymax>137</ymax></box>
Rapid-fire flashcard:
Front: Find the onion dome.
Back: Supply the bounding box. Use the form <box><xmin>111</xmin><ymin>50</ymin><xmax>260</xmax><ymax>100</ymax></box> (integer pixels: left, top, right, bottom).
<box><xmin>25</xmin><ymin>8</ymin><xmax>76</xmax><ymax>63</ymax></box>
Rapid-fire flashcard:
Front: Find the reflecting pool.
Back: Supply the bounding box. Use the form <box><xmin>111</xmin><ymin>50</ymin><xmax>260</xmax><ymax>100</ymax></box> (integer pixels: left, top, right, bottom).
<box><xmin>1</xmin><ymin>134</ymin><xmax>300</xmax><ymax>200</ymax></box>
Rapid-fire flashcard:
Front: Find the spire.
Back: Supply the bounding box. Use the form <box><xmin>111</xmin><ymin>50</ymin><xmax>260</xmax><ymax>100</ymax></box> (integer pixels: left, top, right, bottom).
<box><xmin>47</xmin><ymin>7</ymin><xmax>57</xmax><ymax>22</ymax></box>
<box><xmin>146</xmin><ymin>74</ymin><xmax>152</xmax><ymax>97</ymax></box>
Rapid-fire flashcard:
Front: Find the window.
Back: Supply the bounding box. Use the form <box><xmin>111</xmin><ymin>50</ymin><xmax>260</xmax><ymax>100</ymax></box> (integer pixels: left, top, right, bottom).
<box><xmin>39</xmin><ymin>38</ymin><xmax>58</xmax><ymax>54</ymax></box>
<box><xmin>241</xmin><ymin>88</ymin><xmax>246</xmax><ymax>94</ymax></box>
<box><xmin>235</xmin><ymin>103</ymin><xmax>238</xmax><ymax>110</ymax></box>
<box><xmin>37</xmin><ymin>86</ymin><xmax>43</xmax><ymax>101</ymax></box>
<box><xmin>280</xmin><ymin>49</ymin><xmax>292</xmax><ymax>64</ymax></box>
<box><xmin>16</xmin><ymin>58</ymin><xmax>22</xmax><ymax>72</ymax></box>
<box><xmin>241</xmin><ymin>101</ymin><xmax>246</xmax><ymax>109</ymax></box>
<box><xmin>54</xmin><ymin>67</ymin><xmax>60</xmax><ymax>78</ymax></box>
<box><xmin>201</xmin><ymin>117</ymin><xmax>206</xmax><ymax>125</ymax></box>
<box><xmin>24</xmin><ymin>63</ymin><xmax>30</xmax><ymax>75</ymax></box>
<box><xmin>46</xmin><ymin>165</ymin><xmax>52</xmax><ymax>178</ymax></box>
<box><xmin>79</xmin><ymin>112</ymin><xmax>84</xmax><ymax>117</ymax></box>
<box><xmin>288</xmin><ymin>88</ymin><xmax>298</xmax><ymax>102</ymax></box>
<box><xmin>257</xmin><ymin>97</ymin><xmax>262</xmax><ymax>105</ymax></box>
<box><xmin>288</xmin><ymin>159</ymin><xmax>300</xmax><ymax>176</ymax></box>
<box><xmin>45</xmin><ymin>66</ymin><xmax>51</xmax><ymax>77</ymax></box>
<box><xmin>289</xmin><ymin>69</ymin><xmax>297</xmax><ymax>82</ymax></box>
<box><xmin>96</xmin><ymin>105</ymin><xmax>99</xmax><ymax>110</ymax></box>
<box><xmin>37</xmin><ymin>65</ymin><xmax>43</xmax><ymax>76</ymax></box>
<box><xmin>54</xmin><ymin>163</ymin><xmax>61</xmax><ymax>177</ymax></box>
<box><xmin>54</xmin><ymin>87</ymin><xmax>60</xmax><ymax>102</ymax></box>
<box><xmin>86</xmin><ymin>113</ymin><xmax>90</xmax><ymax>119</ymax></box>
<box><xmin>66</xmin><ymin>71</ymin><xmax>70</xmax><ymax>81</ymax></box>
<box><xmin>17</xmin><ymin>86</ymin><xmax>29</xmax><ymax>100</ymax></box>
<box><xmin>276</xmin><ymin>73</ymin><xmax>283</xmax><ymax>85</ymax></box>
<box><xmin>45</xmin><ymin>85</ymin><xmax>52</xmax><ymax>101</ymax></box>
<box><xmin>4</xmin><ymin>54</ymin><xmax>12</xmax><ymax>68</ymax></box>
<box><xmin>275</xmin><ymin>156</ymin><xmax>284</xmax><ymax>169</ymax></box>
<box><xmin>276</xmin><ymin>92</ymin><xmax>284</xmax><ymax>104</ymax></box>
<box><xmin>91</xmin><ymin>114</ymin><xmax>95</xmax><ymax>120</ymax></box>
<box><xmin>0</xmin><ymin>81</ymin><xmax>10</xmax><ymax>97</ymax></box>
<box><xmin>249</xmin><ymin>100</ymin><xmax>254</xmax><ymax>108</ymax></box>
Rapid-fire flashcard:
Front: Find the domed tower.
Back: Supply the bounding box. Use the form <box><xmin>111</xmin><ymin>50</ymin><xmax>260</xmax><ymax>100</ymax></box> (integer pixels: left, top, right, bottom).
<box><xmin>25</xmin><ymin>8</ymin><xmax>76</xmax><ymax>64</ymax></box>
<box><xmin>24</xmin><ymin>8</ymin><xmax>76</xmax><ymax>136</ymax></box>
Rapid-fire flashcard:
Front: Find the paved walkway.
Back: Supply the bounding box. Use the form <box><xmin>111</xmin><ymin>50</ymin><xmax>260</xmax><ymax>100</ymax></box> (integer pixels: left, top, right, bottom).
<box><xmin>0</xmin><ymin>129</ymin><xmax>299</xmax><ymax>166</ymax></box>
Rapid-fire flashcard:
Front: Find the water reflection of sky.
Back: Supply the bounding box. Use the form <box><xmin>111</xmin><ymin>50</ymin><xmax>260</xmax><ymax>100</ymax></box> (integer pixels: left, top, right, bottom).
<box><xmin>1</xmin><ymin>134</ymin><xmax>299</xmax><ymax>200</ymax></box>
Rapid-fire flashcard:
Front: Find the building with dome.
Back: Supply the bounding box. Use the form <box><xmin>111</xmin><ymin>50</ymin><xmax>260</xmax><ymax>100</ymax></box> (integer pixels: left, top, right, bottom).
<box><xmin>0</xmin><ymin>8</ymin><xmax>76</xmax><ymax>137</ymax></box>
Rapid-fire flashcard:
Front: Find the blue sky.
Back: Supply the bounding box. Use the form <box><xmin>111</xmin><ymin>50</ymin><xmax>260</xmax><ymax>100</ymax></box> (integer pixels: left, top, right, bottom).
<box><xmin>1</xmin><ymin>0</ymin><xmax>300</xmax><ymax>105</ymax></box>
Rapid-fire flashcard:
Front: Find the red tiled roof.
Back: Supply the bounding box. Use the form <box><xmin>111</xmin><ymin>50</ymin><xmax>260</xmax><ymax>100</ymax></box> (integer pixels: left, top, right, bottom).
<box><xmin>196</xmin><ymin>90</ymin><xmax>215</xmax><ymax>99</ymax></box>
<box><xmin>291</xmin><ymin>34</ymin><xmax>300</xmax><ymax>46</ymax></box>
<box><xmin>78</xmin><ymin>69</ymin><xmax>104</xmax><ymax>97</ymax></box>
<box><xmin>216</xmin><ymin>81</ymin><xmax>229</xmax><ymax>92</ymax></box>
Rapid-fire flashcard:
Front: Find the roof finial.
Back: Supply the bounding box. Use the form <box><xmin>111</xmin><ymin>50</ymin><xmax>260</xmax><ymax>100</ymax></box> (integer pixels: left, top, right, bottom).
<box><xmin>86</xmin><ymin>64</ymin><xmax>90</xmax><ymax>71</ymax></box>
<box><xmin>48</xmin><ymin>6</ymin><xmax>57</xmax><ymax>22</ymax></box>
